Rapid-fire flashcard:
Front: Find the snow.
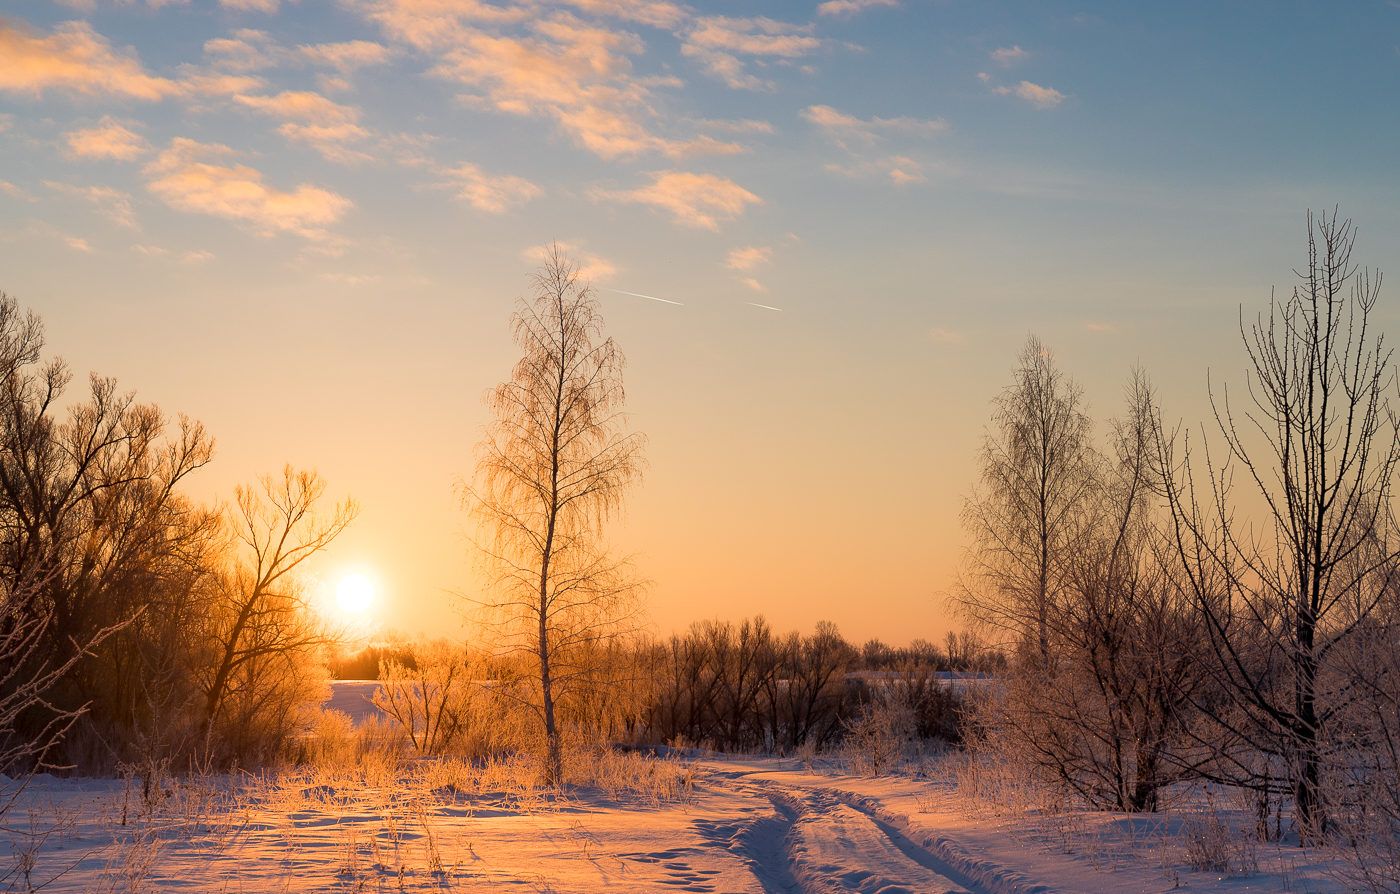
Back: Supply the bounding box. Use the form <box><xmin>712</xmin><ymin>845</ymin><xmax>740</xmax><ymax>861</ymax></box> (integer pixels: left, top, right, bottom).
<box><xmin>0</xmin><ymin>756</ymin><xmax>1352</xmax><ymax>892</ymax></box>
<box><xmin>323</xmin><ymin>679</ymin><xmax>386</xmax><ymax>725</ymax></box>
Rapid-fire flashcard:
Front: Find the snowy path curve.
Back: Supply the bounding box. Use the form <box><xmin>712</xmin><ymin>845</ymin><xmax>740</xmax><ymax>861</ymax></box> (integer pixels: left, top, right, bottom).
<box><xmin>695</xmin><ymin>762</ymin><xmax>1055</xmax><ymax>894</ymax></box>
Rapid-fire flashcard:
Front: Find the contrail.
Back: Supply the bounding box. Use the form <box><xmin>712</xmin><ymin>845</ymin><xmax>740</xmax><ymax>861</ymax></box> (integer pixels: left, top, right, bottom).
<box><xmin>604</xmin><ymin>287</ymin><xmax>684</xmax><ymax>306</ymax></box>
<box><xmin>747</xmin><ymin>302</ymin><xmax>783</xmax><ymax>312</ymax></box>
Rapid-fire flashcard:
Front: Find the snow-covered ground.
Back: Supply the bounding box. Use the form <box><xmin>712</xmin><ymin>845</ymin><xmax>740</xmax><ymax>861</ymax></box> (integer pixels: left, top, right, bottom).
<box><xmin>0</xmin><ymin>755</ymin><xmax>1350</xmax><ymax>892</ymax></box>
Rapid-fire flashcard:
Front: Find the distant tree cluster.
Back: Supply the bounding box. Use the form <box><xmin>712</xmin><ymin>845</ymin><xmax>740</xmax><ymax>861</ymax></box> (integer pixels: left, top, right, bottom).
<box><xmin>636</xmin><ymin>617</ymin><xmax>981</xmax><ymax>753</ymax></box>
<box><xmin>959</xmin><ymin>212</ymin><xmax>1400</xmax><ymax>876</ymax></box>
<box><xmin>0</xmin><ymin>293</ymin><xmax>353</xmax><ymax>780</ymax></box>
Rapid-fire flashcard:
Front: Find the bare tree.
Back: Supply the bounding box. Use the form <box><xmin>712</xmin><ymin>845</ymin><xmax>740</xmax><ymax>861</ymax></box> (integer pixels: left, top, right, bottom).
<box><xmin>0</xmin><ymin>292</ymin><xmax>213</xmax><ymax>772</ymax></box>
<box><xmin>468</xmin><ymin>245</ymin><xmax>645</xmax><ymax>785</ymax></box>
<box><xmin>961</xmin><ymin>335</ymin><xmax>1098</xmax><ymax>668</ymax></box>
<box><xmin>200</xmin><ymin>467</ymin><xmax>355</xmax><ymax>761</ymax></box>
<box><xmin>1159</xmin><ymin>211</ymin><xmax>1400</xmax><ymax>842</ymax></box>
<box><xmin>998</xmin><ymin>371</ymin><xmax>1206</xmax><ymax>811</ymax></box>
<box><xmin>375</xmin><ymin>642</ymin><xmax>472</xmax><ymax>755</ymax></box>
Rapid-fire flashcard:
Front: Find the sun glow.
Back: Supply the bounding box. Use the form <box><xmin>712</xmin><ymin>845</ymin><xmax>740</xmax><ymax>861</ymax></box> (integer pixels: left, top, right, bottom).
<box><xmin>335</xmin><ymin>572</ymin><xmax>376</xmax><ymax>618</ymax></box>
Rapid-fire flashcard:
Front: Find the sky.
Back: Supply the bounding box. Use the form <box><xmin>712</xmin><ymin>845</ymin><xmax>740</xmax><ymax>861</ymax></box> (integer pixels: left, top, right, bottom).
<box><xmin>2</xmin><ymin>0</ymin><xmax>1400</xmax><ymax>646</ymax></box>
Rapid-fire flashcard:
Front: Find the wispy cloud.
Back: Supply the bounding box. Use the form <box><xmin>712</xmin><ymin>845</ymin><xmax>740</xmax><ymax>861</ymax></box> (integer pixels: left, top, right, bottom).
<box><xmin>682</xmin><ymin>16</ymin><xmax>821</xmax><ymax>90</ymax></box>
<box><xmin>990</xmin><ymin>44</ymin><xmax>1027</xmax><ymax>65</ymax></box>
<box><xmin>560</xmin><ymin>0</ymin><xmax>686</xmax><ymax>28</ymax></box>
<box><xmin>803</xmin><ymin>104</ymin><xmax>947</xmax><ymax>147</ymax></box>
<box><xmin>727</xmin><ymin>245</ymin><xmax>773</xmax><ymax>291</ymax></box>
<box><xmin>523</xmin><ymin>242</ymin><xmax>617</xmax><ymax>282</ymax></box>
<box><xmin>221</xmin><ymin>0</ymin><xmax>279</xmax><ymax>12</ymax></box>
<box><xmin>234</xmin><ymin>89</ymin><xmax>372</xmax><ymax>161</ymax></box>
<box><xmin>45</xmin><ymin>180</ymin><xmax>138</xmax><ymax>229</ymax></box>
<box><xmin>929</xmin><ymin>326</ymin><xmax>964</xmax><ymax>344</ymax></box>
<box><xmin>297</xmin><ymin>40</ymin><xmax>391</xmax><ymax>72</ymax></box>
<box><xmin>726</xmin><ymin>245</ymin><xmax>771</xmax><ymax>271</ymax></box>
<box><xmin>442</xmin><ymin>163</ymin><xmax>542</xmax><ymax>213</ymax></box>
<box><xmin>144</xmin><ymin>137</ymin><xmax>352</xmax><ymax>240</ymax></box>
<box><xmin>319</xmin><ymin>272</ymin><xmax>381</xmax><ymax>286</ymax></box>
<box><xmin>825</xmin><ymin>154</ymin><xmax>934</xmax><ymax>186</ymax></box>
<box><xmin>203</xmin><ymin>29</ymin><xmax>279</xmax><ymax>72</ymax></box>
<box><xmin>64</xmin><ymin>117</ymin><xmax>148</xmax><ymax>161</ymax></box>
<box><xmin>598</xmin><ymin>170</ymin><xmax>762</xmax><ymax>230</ymax></box>
<box><xmin>133</xmin><ymin>243</ymin><xmax>214</xmax><ymax>263</ymax></box>
<box><xmin>993</xmin><ymin>79</ymin><xmax>1065</xmax><ymax>108</ymax></box>
<box><xmin>816</xmin><ymin>0</ymin><xmax>898</xmax><ymax>17</ymax></box>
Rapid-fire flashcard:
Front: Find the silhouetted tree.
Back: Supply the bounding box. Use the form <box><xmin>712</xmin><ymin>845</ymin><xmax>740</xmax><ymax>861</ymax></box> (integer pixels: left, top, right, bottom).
<box><xmin>961</xmin><ymin>335</ymin><xmax>1098</xmax><ymax>668</ymax></box>
<box><xmin>200</xmin><ymin>467</ymin><xmax>354</xmax><ymax>763</ymax></box>
<box><xmin>1159</xmin><ymin>211</ymin><xmax>1399</xmax><ymax>842</ymax></box>
<box><xmin>468</xmin><ymin>245</ymin><xmax>645</xmax><ymax>785</ymax></box>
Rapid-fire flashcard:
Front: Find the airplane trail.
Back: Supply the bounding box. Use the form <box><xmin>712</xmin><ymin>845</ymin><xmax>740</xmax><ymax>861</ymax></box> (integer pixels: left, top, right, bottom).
<box><xmin>747</xmin><ymin>302</ymin><xmax>784</xmax><ymax>312</ymax></box>
<box><xmin>604</xmin><ymin>287</ymin><xmax>684</xmax><ymax>306</ymax></box>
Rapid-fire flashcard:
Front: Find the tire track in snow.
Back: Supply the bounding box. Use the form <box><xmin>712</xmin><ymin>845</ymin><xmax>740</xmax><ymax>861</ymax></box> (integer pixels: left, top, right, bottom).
<box><xmin>699</xmin><ymin>766</ymin><xmax>990</xmax><ymax>894</ymax></box>
<box><xmin>693</xmin><ymin>793</ymin><xmax>803</xmax><ymax>893</ymax></box>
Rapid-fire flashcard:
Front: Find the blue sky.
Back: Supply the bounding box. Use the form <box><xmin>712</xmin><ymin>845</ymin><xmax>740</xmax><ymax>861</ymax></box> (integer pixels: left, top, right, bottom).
<box><xmin>2</xmin><ymin>0</ymin><xmax>1400</xmax><ymax>643</ymax></box>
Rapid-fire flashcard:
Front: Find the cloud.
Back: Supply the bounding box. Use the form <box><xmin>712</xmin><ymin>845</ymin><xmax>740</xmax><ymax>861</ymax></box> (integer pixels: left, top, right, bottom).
<box><xmin>929</xmin><ymin>327</ymin><xmax>964</xmax><ymax>344</ymax></box>
<box><xmin>825</xmin><ymin>154</ymin><xmax>928</xmax><ymax>185</ymax></box>
<box><xmin>203</xmin><ymin>29</ymin><xmax>280</xmax><ymax>72</ymax></box>
<box><xmin>357</xmin><ymin>0</ymin><xmax>533</xmax><ymax>50</ymax></box>
<box><xmin>45</xmin><ymin>181</ymin><xmax>138</xmax><ymax>228</ymax></box>
<box><xmin>421</xmin><ymin>16</ymin><xmax>737</xmax><ymax>159</ymax></box>
<box><xmin>559</xmin><ymin>0</ymin><xmax>686</xmax><ymax>28</ymax></box>
<box><xmin>319</xmin><ymin>272</ymin><xmax>381</xmax><ymax>286</ymax></box>
<box><xmin>885</xmin><ymin>155</ymin><xmax>925</xmax><ymax>184</ymax></box>
<box><xmin>221</xmin><ymin>0</ymin><xmax>279</xmax><ymax>12</ymax></box>
<box><xmin>993</xmin><ymin>79</ymin><xmax>1065</xmax><ymax>108</ymax></box>
<box><xmin>1084</xmin><ymin>321</ymin><xmax>1117</xmax><ymax>333</ymax></box>
<box><xmin>357</xmin><ymin>4</ymin><xmax>749</xmax><ymax>158</ymax></box>
<box><xmin>62</xmin><ymin>234</ymin><xmax>93</xmax><ymax>253</ymax></box>
<box><xmin>233</xmin><ymin>90</ymin><xmax>372</xmax><ymax>161</ymax></box>
<box><xmin>682</xmin><ymin>16</ymin><xmax>821</xmax><ymax>90</ymax></box>
<box><xmin>725</xmin><ymin>245</ymin><xmax>771</xmax><ymax>271</ymax></box>
<box><xmin>178</xmin><ymin>69</ymin><xmax>267</xmax><ymax>97</ymax></box>
<box><xmin>599</xmin><ymin>170</ymin><xmax>761</xmax><ymax>230</ymax></box>
<box><xmin>522</xmin><ymin>241</ymin><xmax>617</xmax><ymax>282</ymax></box>
<box><xmin>441</xmin><ymin>162</ymin><xmax>541</xmax><ymax>212</ymax></box>
<box><xmin>64</xmin><ymin>117</ymin><xmax>148</xmax><ymax>161</ymax></box>
<box><xmin>297</xmin><ymin>40</ymin><xmax>391</xmax><ymax>72</ymax></box>
<box><xmin>740</xmin><ymin>276</ymin><xmax>766</xmax><ymax>292</ymax></box>
<box><xmin>697</xmin><ymin>117</ymin><xmax>774</xmax><ymax>134</ymax></box>
<box><xmin>0</xmin><ymin>181</ymin><xmax>34</xmax><ymax>201</ymax></box>
<box><xmin>816</xmin><ymin>0</ymin><xmax>898</xmax><ymax>17</ymax></box>
<box><xmin>805</xmin><ymin>106</ymin><xmax>942</xmax><ymax>186</ymax></box>
<box><xmin>990</xmin><ymin>45</ymin><xmax>1027</xmax><ymax>65</ymax></box>
<box><xmin>0</xmin><ymin>19</ymin><xmax>180</xmax><ymax>100</ymax></box>
<box><xmin>133</xmin><ymin>243</ymin><xmax>214</xmax><ymax>262</ymax></box>
<box><xmin>144</xmin><ymin>137</ymin><xmax>352</xmax><ymax>239</ymax></box>
<box><xmin>802</xmin><ymin>104</ymin><xmax>947</xmax><ymax>146</ymax></box>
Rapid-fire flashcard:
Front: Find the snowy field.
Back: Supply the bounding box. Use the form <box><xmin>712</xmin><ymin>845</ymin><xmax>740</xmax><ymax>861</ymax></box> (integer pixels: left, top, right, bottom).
<box><xmin>0</xmin><ymin>752</ymin><xmax>1349</xmax><ymax>893</ymax></box>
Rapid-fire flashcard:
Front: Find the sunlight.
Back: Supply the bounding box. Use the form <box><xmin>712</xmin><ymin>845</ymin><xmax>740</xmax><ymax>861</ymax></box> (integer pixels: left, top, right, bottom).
<box><xmin>335</xmin><ymin>572</ymin><xmax>376</xmax><ymax>618</ymax></box>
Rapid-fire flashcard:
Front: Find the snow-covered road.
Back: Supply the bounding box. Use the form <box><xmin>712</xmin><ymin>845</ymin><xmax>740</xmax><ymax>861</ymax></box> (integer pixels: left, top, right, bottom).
<box><xmin>0</xmin><ymin>757</ymin><xmax>1347</xmax><ymax>892</ymax></box>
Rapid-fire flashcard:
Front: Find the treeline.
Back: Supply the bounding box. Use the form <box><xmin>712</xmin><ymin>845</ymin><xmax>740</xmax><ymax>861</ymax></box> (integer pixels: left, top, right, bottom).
<box><xmin>368</xmin><ymin>616</ymin><xmax>985</xmax><ymax>769</ymax></box>
<box><xmin>0</xmin><ymin>293</ymin><xmax>352</xmax><ymax>775</ymax></box>
<box><xmin>958</xmin><ymin>212</ymin><xmax>1400</xmax><ymax>875</ymax></box>
<box><xmin>639</xmin><ymin>618</ymin><xmax>985</xmax><ymax>752</ymax></box>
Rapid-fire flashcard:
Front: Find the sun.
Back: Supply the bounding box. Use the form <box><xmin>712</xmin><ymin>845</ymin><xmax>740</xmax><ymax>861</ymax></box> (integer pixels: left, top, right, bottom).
<box><xmin>335</xmin><ymin>572</ymin><xmax>376</xmax><ymax>618</ymax></box>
